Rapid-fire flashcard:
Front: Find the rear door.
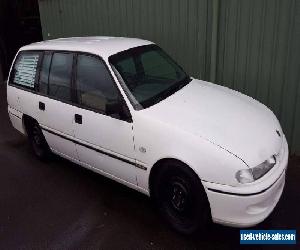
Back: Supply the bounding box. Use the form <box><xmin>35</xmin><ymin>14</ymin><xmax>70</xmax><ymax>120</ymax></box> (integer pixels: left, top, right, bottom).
<box><xmin>72</xmin><ymin>53</ymin><xmax>137</xmax><ymax>185</ymax></box>
<box><xmin>36</xmin><ymin>51</ymin><xmax>78</xmax><ymax>161</ymax></box>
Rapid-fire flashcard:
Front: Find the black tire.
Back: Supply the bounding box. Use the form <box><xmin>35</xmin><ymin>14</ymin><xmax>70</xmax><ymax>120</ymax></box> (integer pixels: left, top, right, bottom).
<box><xmin>152</xmin><ymin>161</ymin><xmax>210</xmax><ymax>234</ymax></box>
<box><xmin>26</xmin><ymin>121</ymin><xmax>51</xmax><ymax>161</ymax></box>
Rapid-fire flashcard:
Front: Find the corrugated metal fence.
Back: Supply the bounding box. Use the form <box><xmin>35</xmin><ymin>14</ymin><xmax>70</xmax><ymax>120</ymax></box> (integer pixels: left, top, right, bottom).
<box><xmin>38</xmin><ymin>0</ymin><xmax>300</xmax><ymax>154</ymax></box>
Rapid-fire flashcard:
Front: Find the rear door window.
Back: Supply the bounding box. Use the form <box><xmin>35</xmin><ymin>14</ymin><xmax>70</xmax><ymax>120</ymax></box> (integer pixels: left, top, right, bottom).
<box><xmin>38</xmin><ymin>52</ymin><xmax>52</xmax><ymax>95</ymax></box>
<box><xmin>48</xmin><ymin>52</ymin><xmax>74</xmax><ymax>102</ymax></box>
<box><xmin>12</xmin><ymin>51</ymin><xmax>42</xmax><ymax>89</ymax></box>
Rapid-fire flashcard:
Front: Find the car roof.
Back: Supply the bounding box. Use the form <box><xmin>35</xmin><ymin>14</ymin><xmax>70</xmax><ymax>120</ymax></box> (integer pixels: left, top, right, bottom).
<box><xmin>19</xmin><ymin>36</ymin><xmax>153</xmax><ymax>60</ymax></box>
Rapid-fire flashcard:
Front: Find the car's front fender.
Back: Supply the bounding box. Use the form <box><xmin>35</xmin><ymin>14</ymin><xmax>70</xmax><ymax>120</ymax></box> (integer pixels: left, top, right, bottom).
<box><xmin>133</xmin><ymin>112</ymin><xmax>247</xmax><ymax>192</ymax></box>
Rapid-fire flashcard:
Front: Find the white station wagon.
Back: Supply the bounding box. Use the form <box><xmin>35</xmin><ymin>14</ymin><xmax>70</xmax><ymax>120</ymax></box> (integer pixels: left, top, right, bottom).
<box><xmin>7</xmin><ymin>37</ymin><xmax>288</xmax><ymax>234</ymax></box>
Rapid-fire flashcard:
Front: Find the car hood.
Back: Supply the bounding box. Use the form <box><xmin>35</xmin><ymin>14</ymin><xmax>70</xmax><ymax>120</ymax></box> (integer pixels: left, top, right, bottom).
<box><xmin>141</xmin><ymin>79</ymin><xmax>283</xmax><ymax>167</ymax></box>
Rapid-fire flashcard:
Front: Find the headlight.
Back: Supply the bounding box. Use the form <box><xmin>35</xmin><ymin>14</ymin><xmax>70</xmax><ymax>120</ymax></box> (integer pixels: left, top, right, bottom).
<box><xmin>236</xmin><ymin>155</ymin><xmax>276</xmax><ymax>184</ymax></box>
<box><xmin>235</xmin><ymin>169</ymin><xmax>254</xmax><ymax>184</ymax></box>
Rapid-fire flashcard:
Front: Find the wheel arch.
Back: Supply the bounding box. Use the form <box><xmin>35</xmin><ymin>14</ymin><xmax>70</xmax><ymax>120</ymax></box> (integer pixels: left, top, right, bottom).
<box><xmin>148</xmin><ymin>157</ymin><xmax>203</xmax><ymax>197</ymax></box>
<box><xmin>22</xmin><ymin>114</ymin><xmax>38</xmax><ymax>136</ymax></box>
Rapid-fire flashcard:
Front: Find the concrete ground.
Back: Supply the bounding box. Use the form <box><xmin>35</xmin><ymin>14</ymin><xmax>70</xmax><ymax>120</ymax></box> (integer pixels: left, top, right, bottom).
<box><xmin>0</xmin><ymin>84</ymin><xmax>299</xmax><ymax>250</ymax></box>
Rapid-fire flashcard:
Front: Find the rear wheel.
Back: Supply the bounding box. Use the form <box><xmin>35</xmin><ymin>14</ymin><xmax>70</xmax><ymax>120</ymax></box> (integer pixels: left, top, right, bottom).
<box><xmin>26</xmin><ymin>121</ymin><xmax>51</xmax><ymax>161</ymax></box>
<box><xmin>152</xmin><ymin>161</ymin><xmax>210</xmax><ymax>234</ymax></box>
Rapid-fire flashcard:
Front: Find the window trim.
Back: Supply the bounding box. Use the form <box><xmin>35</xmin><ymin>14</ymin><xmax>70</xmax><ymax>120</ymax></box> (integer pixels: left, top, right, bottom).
<box><xmin>9</xmin><ymin>49</ymin><xmax>132</xmax><ymax>123</ymax></box>
<box><xmin>36</xmin><ymin>50</ymin><xmax>52</xmax><ymax>94</ymax></box>
<box><xmin>47</xmin><ymin>51</ymin><xmax>75</xmax><ymax>103</ymax></box>
<box><xmin>70</xmin><ymin>51</ymin><xmax>132</xmax><ymax>122</ymax></box>
<box><xmin>74</xmin><ymin>52</ymin><xmax>127</xmax><ymax>117</ymax></box>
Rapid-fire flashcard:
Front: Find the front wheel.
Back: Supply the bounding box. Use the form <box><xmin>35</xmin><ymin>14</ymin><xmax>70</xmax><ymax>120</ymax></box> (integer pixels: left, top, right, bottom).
<box><xmin>152</xmin><ymin>161</ymin><xmax>210</xmax><ymax>234</ymax></box>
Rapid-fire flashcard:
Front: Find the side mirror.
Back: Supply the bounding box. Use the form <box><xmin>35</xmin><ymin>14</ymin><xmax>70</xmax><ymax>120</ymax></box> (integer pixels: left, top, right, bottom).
<box><xmin>106</xmin><ymin>100</ymin><xmax>132</xmax><ymax>122</ymax></box>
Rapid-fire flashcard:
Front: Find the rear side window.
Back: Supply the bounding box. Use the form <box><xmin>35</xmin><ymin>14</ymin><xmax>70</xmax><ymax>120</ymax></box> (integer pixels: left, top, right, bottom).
<box><xmin>12</xmin><ymin>51</ymin><xmax>41</xmax><ymax>88</ymax></box>
<box><xmin>48</xmin><ymin>53</ymin><xmax>74</xmax><ymax>102</ymax></box>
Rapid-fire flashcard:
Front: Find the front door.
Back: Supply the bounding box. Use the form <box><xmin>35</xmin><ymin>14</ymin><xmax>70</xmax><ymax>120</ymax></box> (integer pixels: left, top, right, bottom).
<box><xmin>72</xmin><ymin>54</ymin><xmax>137</xmax><ymax>185</ymax></box>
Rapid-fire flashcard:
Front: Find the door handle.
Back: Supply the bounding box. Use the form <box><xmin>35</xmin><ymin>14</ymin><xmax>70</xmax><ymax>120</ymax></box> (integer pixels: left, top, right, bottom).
<box><xmin>39</xmin><ymin>101</ymin><xmax>45</xmax><ymax>111</ymax></box>
<box><xmin>75</xmin><ymin>114</ymin><xmax>82</xmax><ymax>124</ymax></box>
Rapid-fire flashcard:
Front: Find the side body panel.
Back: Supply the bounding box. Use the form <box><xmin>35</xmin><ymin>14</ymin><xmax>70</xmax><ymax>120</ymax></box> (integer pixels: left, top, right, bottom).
<box><xmin>37</xmin><ymin>95</ymin><xmax>79</xmax><ymax>161</ymax></box>
<box><xmin>72</xmin><ymin>106</ymin><xmax>137</xmax><ymax>185</ymax></box>
<box><xmin>7</xmin><ymin>86</ymin><xmax>26</xmax><ymax>134</ymax></box>
<box><xmin>7</xmin><ymin>48</ymin><xmax>145</xmax><ymax>193</ymax></box>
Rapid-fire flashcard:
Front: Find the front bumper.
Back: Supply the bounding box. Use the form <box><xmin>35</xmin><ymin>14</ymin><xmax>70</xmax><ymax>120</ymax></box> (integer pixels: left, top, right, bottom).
<box><xmin>203</xmin><ymin>136</ymin><xmax>288</xmax><ymax>227</ymax></box>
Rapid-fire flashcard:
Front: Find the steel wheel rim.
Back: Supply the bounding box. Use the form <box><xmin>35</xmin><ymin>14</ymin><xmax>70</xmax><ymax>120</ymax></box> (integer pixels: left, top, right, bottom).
<box><xmin>170</xmin><ymin>180</ymin><xmax>188</xmax><ymax>212</ymax></box>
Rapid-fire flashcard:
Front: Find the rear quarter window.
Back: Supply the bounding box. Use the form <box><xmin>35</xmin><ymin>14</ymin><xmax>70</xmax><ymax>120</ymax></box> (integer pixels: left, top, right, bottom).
<box><xmin>11</xmin><ymin>51</ymin><xmax>42</xmax><ymax>89</ymax></box>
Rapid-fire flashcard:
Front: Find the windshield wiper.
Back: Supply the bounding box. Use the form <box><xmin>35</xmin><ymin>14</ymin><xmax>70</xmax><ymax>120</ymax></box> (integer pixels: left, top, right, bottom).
<box><xmin>141</xmin><ymin>76</ymin><xmax>191</xmax><ymax>108</ymax></box>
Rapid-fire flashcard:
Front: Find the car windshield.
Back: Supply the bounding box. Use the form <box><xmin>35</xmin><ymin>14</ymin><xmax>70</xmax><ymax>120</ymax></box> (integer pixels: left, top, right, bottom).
<box><xmin>109</xmin><ymin>45</ymin><xmax>191</xmax><ymax>110</ymax></box>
